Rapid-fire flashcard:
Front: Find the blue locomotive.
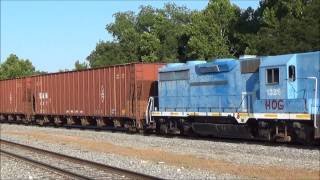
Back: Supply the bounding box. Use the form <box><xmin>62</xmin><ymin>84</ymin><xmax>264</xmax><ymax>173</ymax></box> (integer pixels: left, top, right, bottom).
<box><xmin>148</xmin><ymin>51</ymin><xmax>320</xmax><ymax>142</ymax></box>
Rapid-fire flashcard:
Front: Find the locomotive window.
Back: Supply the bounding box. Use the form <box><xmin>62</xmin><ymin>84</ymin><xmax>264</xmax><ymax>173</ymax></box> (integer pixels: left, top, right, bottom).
<box><xmin>266</xmin><ymin>68</ymin><xmax>279</xmax><ymax>84</ymax></box>
<box><xmin>288</xmin><ymin>65</ymin><xmax>296</xmax><ymax>81</ymax></box>
<box><xmin>267</xmin><ymin>69</ymin><xmax>273</xmax><ymax>84</ymax></box>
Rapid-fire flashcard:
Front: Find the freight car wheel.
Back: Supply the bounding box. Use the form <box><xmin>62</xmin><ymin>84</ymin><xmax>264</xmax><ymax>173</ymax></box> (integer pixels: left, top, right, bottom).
<box><xmin>37</xmin><ymin>119</ymin><xmax>45</xmax><ymax>126</ymax></box>
<box><xmin>8</xmin><ymin>115</ymin><xmax>14</xmax><ymax>122</ymax></box>
<box><xmin>80</xmin><ymin>118</ymin><xmax>90</xmax><ymax>126</ymax></box>
<box><xmin>0</xmin><ymin>115</ymin><xmax>5</xmax><ymax>122</ymax></box>
<box><xmin>138</xmin><ymin>128</ymin><xmax>146</xmax><ymax>134</ymax></box>
<box><xmin>54</xmin><ymin>117</ymin><xmax>63</xmax><ymax>126</ymax></box>
<box><xmin>96</xmin><ymin>119</ymin><xmax>106</xmax><ymax>127</ymax></box>
<box><xmin>67</xmin><ymin>117</ymin><xmax>75</xmax><ymax>126</ymax></box>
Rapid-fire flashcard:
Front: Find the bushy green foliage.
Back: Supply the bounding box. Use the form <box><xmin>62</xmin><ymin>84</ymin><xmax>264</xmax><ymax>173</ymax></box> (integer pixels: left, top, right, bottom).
<box><xmin>87</xmin><ymin>3</ymin><xmax>193</xmax><ymax>67</ymax></box>
<box><xmin>74</xmin><ymin>60</ymin><xmax>88</xmax><ymax>70</ymax></box>
<box><xmin>187</xmin><ymin>0</ymin><xmax>237</xmax><ymax>59</ymax></box>
<box><xmin>87</xmin><ymin>41</ymin><xmax>130</xmax><ymax>67</ymax></box>
<box><xmin>0</xmin><ymin>54</ymin><xmax>35</xmax><ymax>80</ymax></box>
<box><xmin>236</xmin><ymin>0</ymin><xmax>320</xmax><ymax>55</ymax></box>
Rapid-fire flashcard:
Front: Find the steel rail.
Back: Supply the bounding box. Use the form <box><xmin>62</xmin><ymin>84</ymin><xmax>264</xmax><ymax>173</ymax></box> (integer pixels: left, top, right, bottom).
<box><xmin>0</xmin><ymin>139</ymin><xmax>161</xmax><ymax>180</ymax></box>
<box><xmin>0</xmin><ymin>150</ymin><xmax>88</xmax><ymax>180</ymax></box>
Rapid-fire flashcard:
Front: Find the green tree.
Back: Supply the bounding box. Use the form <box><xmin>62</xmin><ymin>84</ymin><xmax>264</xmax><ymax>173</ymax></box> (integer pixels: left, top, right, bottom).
<box><xmin>231</xmin><ymin>7</ymin><xmax>260</xmax><ymax>56</ymax></box>
<box><xmin>74</xmin><ymin>60</ymin><xmax>88</xmax><ymax>70</ymax></box>
<box><xmin>244</xmin><ymin>0</ymin><xmax>320</xmax><ymax>55</ymax></box>
<box><xmin>187</xmin><ymin>0</ymin><xmax>237</xmax><ymax>60</ymax></box>
<box><xmin>155</xmin><ymin>4</ymin><xmax>192</xmax><ymax>62</ymax></box>
<box><xmin>139</xmin><ymin>32</ymin><xmax>161</xmax><ymax>62</ymax></box>
<box><xmin>87</xmin><ymin>0</ymin><xmax>320</xmax><ymax>66</ymax></box>
<box><xmin>87</xmin><ymin>41</ymin><xmax>128</xmax><ymax>67</ymax></box>
<box><xmin>58</xmin><ymin>69</ymin><xmax>70</xmax><ymax>72</ymax></box>
<box><xmin>0</xmin><ymin>54</ymin><xmax>35</xmax><ymax>80</ymax></box>
<box><xmin>107</xmin><ymin>12</ymin><xmax>140</xmax><ymax>63</ymax></box>
<box><xmin>87</xmin><ymin>3</ymin><xmax>193</xmax><ymax>66</ymax></box>
<box><xmin>34</xmin><ymin>70</ymin><xmax>48</xmax><ymax>75</ymax></box>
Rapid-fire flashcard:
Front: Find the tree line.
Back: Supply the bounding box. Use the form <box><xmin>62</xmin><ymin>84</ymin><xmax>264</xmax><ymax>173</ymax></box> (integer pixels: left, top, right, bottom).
<box><xmin>1</xmin><ymin>0</ymin><xmax>319</xmax><ymax>80</ymax></box>
<box><xmin>87</xmin><ymin>0</ymin><xmax>319</xmax><ymax>67</ymax></box>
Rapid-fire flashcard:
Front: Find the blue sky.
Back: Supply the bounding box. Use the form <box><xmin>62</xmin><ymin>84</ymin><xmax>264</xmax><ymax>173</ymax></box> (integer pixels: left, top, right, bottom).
<box><xmin>1</xmin><ymin>0</ymin><xmax>260</xmax><ymax>72</ymax></box>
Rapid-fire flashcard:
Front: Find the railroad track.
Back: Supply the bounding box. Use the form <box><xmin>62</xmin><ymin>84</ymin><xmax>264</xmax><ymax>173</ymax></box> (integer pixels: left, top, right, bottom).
<box><xmin>0</xmin><ymin>152</ymin><xmax>72</xmax><ymax>179</ymax></box>
<box><xmin>0</xmin><ymin>139</ymin><xmax>160</xmax><ymax>180</ymax></box>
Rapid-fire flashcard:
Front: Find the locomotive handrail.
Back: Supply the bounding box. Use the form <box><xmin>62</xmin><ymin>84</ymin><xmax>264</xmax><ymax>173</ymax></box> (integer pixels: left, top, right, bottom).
<box><xmin>145</xmin><ymin>97</ymin><xmax>154</xmax><ymax>124</ymax></box>
<box><xmin>307</xmin><ymin>77</ymin><xmax>318</xmax><ymax>128</ymax></box>
<box><xmin>150</xmin><ymin>95</ymin><xmax>246</xmax><ymax>113</ymax></box>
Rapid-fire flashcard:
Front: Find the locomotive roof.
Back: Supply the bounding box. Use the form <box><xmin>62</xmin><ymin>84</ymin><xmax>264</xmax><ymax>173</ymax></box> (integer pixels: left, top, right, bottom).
<box><xmin>160</xmin><ymin>58</ymin><xmax>238</xmax><ymax>73</ymax></box>
<box><xmin>260</xmin><ymin>51</ymin><xmax>320</xmax><ymax>68</ymax></box>
<box><xmin>260</xmin><ymin>53</ymin><xmax>295</xmax><ymax>67</ymax></box>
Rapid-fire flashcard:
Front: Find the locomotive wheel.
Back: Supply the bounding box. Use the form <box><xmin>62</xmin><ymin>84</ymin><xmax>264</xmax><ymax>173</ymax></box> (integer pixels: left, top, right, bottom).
<box><xmin>160</xmin><ymin>123</ymin><xmax>169</xmax><ymax>134</ymax></box>
<box><xmin>293</xmin><ymin>125</ymin><xmax>313</xmax><ymax>144</ymax></box>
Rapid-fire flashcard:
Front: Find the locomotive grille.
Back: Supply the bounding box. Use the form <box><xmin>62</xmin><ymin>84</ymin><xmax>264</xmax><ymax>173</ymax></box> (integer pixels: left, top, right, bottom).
<box><xmin>240</xmin><ymin>59</ymin><xmax>260</xmax><ymax>74</ymax></box>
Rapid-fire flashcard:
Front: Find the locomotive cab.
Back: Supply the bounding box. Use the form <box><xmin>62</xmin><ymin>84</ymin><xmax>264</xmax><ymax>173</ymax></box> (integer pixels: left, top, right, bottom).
<box><xmin>258</xmin><ymin>54</ymin><xmax>298</xmax><ymax>113</ymax></box>
<box><xmin>260</xmin><ymin>54</ymin><xmax>299</xmax><ymax>100</ymax></box>
<box><xmin>255</xmin><ymin>52</ymin><xmax>320</xmax><ymax>141</ymax></box>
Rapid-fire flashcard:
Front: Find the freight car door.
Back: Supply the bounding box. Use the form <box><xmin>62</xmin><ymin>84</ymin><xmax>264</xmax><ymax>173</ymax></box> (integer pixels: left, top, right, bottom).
<box><xmin>25</xmin><ymin>78</ymin><xmax>34</xmax><ymax>115</ymax></box>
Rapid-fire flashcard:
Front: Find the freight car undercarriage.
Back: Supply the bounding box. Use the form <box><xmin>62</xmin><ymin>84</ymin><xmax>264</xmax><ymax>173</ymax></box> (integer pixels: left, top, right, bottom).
<box><xmin>0</xmin><ymin>114</ymin><xmax>140</xmax><ymax>132</ymax></box>
<box><xmin>0</xmin><ymin>112</ymin><xmax>318</xmax><ymax>144</ymax></box>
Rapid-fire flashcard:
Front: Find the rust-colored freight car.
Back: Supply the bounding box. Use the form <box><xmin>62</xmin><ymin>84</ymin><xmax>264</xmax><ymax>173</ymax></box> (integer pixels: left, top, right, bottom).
<box><xmin>0</xmin><ymin>77</ymin><xmax>33</xmax><ymax>122</ymax></box>
<box><xmin>27</xmin><ymin>63</ymin><xmax>163</xmax><ymax>129</ymax></box>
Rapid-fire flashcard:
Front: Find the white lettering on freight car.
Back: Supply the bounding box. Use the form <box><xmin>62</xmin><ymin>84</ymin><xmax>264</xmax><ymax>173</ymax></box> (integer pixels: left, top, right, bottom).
<box><xmin>267</xmin><ymin>88</ymin><xmax>281</xmax><ymax>96</ymax></box>
<box><xmin>39</xmin><ymin>92</ymin><xmax>49</xmax><ymax>99</ymax></box>
<box><xmin>100</xmin><ymin>85</ymin><xmax>105</xmax><ymax>103</ymax></box>
<box><xmin>9</xmin><ymin>93</ymin><xmax>12</xmax><ymax>104</ymax></box>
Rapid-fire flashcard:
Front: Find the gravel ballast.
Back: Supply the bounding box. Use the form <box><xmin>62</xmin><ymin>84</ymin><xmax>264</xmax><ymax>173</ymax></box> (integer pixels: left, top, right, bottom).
<box><xmin>0</xmin><ymin>153</ymin><xmax>66</xmax><ymax>180</ymax></box>
<box><xmin>0</xmin><ymin>124</ymin><xmax>319</xmax><ymax>179</ymax></box>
